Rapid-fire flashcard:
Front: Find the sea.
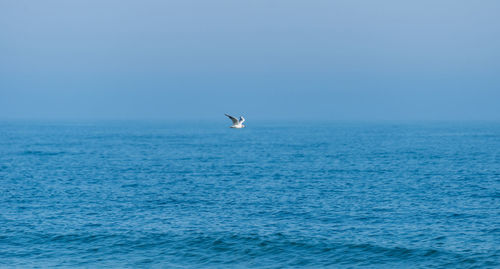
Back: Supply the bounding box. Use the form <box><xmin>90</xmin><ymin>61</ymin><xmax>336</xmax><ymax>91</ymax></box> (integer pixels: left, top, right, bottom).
<box><xmin>0</xmin><ymin>121</ymin><xmax>499</xmax><ymax>268</ymax></box>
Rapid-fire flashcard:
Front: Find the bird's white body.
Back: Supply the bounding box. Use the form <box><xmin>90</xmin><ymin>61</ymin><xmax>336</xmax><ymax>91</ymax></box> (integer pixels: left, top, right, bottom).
<box><xmin>225</xmin><ymin>114</ymin><xmax>246</xmax><ymax>128</ymax></box>
<box><xmin>231</xmin><ymin>123</ymin><xmax>245</xmax><ymax>129</ymax></box>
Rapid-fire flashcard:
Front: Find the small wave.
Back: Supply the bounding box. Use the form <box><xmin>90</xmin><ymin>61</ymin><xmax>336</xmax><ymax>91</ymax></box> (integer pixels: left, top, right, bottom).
<box><xmin>167</xmin><ymin>233</ymin><xmax>493</xmax><ymax>268</ymax></box>
<box><xmin>1</xmin><ymin>230</ymin><xmax>497</xmax><ymax>268</ymax></box>
<box><xmin>21</xmin><ymin>150</ymin><xmax>66</xmax><ymax>156</ymax></box>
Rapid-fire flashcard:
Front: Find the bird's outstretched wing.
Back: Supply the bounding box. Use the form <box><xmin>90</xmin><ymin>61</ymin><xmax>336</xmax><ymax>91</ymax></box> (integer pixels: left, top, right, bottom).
<box><xmin>239</xmin><ymin>116</ymin><xmax>245</xmax><ymax>124</ymax></box>
<box><xmin>225</xmin><ymin>114</ymin><xmax>239</xmax><ymax>125</ymax></box>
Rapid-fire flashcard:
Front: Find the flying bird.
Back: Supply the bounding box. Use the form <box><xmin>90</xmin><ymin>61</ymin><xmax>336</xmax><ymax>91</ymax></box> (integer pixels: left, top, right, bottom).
<box><xmin>225</xmin><ymin>114</ymin><xmax>246</xmax><ymax>128</ymax></box>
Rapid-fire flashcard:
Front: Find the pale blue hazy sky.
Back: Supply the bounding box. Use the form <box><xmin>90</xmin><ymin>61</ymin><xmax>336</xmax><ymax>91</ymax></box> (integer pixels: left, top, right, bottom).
<box><xmin>1</xmin><ymin>0</ymin><xmax>499</xmax><ymax>120</ymax></box>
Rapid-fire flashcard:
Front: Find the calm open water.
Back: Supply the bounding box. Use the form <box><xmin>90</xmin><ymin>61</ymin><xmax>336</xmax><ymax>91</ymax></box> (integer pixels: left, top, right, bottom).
<box><xmin>0</xmin><ymin>121</ymin><xmax>499</xmax><ymax>268</ymax></box>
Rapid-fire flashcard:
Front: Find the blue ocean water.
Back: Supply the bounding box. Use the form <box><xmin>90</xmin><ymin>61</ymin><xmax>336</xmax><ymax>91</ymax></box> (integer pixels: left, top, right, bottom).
<box><xmin>0</xmin><ymin>121</ymin><xmax>499</xmax><ymax>268</ymax></box>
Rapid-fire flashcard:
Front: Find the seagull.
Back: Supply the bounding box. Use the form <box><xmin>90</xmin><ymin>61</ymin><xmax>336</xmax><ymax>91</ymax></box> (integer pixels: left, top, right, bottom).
<box><xmin>225</xmin><ymin>114</ymin><xmax>246</xmax><ymax>128</ymax></box>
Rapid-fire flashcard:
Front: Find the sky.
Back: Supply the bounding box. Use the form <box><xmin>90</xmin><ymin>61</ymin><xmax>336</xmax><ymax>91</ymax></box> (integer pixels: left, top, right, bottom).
<box><xmin>1</xmin><ymin>0</ymin><xmax>499</xmax><ymax>121</ymax></box>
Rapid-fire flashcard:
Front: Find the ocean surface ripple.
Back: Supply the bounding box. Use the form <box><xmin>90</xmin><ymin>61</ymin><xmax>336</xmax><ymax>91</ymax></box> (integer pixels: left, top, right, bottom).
<box><xmin>0</xmin><ymin>121</ymin><xmax>499</xmax><ymax>268</ymax></box>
